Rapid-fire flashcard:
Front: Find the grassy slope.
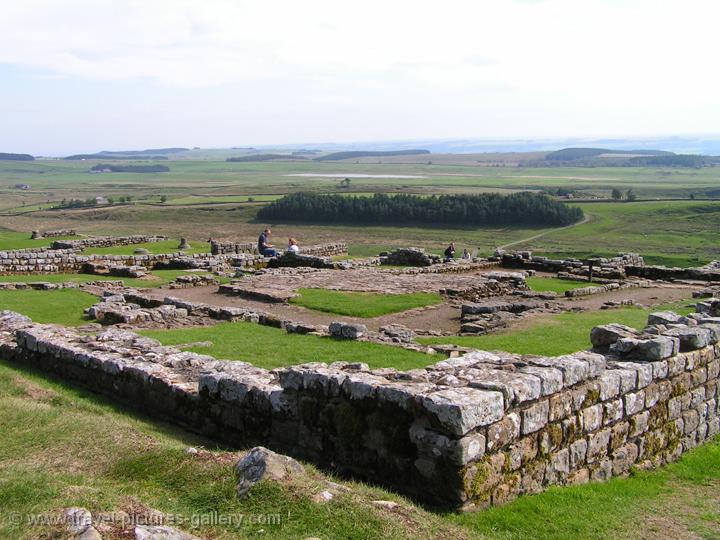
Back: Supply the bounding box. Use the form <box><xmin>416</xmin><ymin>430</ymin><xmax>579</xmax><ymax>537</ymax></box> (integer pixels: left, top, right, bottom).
<box><xmin>290</xmin><ymin>289</ymin><xmax>443</xmax><ymax>318</ymax></box>
<box><xmin>524</xmin><ymin>201</ymin><xmax>720</xmax><ymax>267</ymax></box>
<box><xmin>141</xmin><ymin>322</ymin><xmax>434</xmax><ymax>370</ymax></box>
<box><xmin>0</xmin><ymin>361</ymin><xmax>464</xmax><ymax>540</ymax></box>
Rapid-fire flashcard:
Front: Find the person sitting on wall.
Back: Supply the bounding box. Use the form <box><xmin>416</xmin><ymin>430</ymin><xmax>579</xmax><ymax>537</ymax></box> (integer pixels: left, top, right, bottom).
<box><xmin>444</xmin><ymin>242</ymin><xmax>456</xmax><ymax>261</ymax></box>
<box><xmin>462</xmin><ymin>248</ymin><xmax>470</xmax><ymax>259</ymax></box>
<box><xmin>258</xmin><ymin>228</ymin><xmax>278</xmax><ymax>257</ymax></box>
<box><xmin>287</xmin><ymin>237</ymin><xmax>300</xmax><ymax>254</ymax></box>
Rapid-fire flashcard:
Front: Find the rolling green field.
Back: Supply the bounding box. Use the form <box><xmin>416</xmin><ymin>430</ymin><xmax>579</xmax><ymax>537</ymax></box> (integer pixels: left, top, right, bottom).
<box><xmin>1</xmin><ymin>159</ymin><xmax>718</xmax><ymax>266</ymax></box>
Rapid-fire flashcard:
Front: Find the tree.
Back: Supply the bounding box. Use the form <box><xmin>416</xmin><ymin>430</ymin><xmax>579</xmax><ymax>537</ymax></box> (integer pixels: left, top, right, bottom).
<box><xmin>340</xmin><ymin>178</ymin><xmax>351</xmax><ymax>188</ymax></box>
<box><xmin>160</xmin><ymin>195</ymin><xmax>167</xmax><ymax>203</ymax></box>
<box><xmin>626</xmin><ymin>189</ymin><xmax>637</xmax><ymax>201</ymax></box>
<box><xmin>611</xmin><ymin>188</ymin><xmax>623</xmax><ymax>200</ymax></box>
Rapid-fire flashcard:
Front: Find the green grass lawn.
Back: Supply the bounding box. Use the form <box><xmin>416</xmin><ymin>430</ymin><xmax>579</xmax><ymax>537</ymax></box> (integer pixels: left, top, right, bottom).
<box><xmin>525</xmin><ymin>276</ymin><xmax>587</xmax><ymax>294</ymax></box>
<box><xmin>141</xmin><ymin>322</ymin><xmax>435</xmax><ymax>370</ymax></box>
<box><xmin>0</xmin><ymin>228</ymin><xmax>77</xmax><ymax>251</ymax></box>
<box><xmin>82</xmin><ymin>239</ymin><xmax>208</xmax><ymax>256</ymax></box>
<box><xmin>289</xmin><ymin>288</ymin><xmax>443</xmax><ymax>318</ymax></box>
<box><xmin>0</xmin><ymin>289</ymin><xmax>96</xmax><ymax>326</ymax></box>
<box><xmin>0</xmin><ymin>269</ymin><xmax>222</xmax><ymax>289</ymax></box>
<box><xmin>418</xmin><ymin>303</ymin><xmax>695</xmax><ymax>357</ymax></box>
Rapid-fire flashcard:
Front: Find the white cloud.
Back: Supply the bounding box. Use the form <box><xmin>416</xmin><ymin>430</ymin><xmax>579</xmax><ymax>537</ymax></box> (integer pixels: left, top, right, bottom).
<box><xmin>0</xmin><ymin>0</ymin><xmax>719</xmax><ymax>151</ymax></box>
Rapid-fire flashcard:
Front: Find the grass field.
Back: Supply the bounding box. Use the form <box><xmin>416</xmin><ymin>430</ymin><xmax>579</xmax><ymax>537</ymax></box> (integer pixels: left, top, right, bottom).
<box><xmin>0</xmin><ymin>269</ymin><xmax>223</xmax><ymax>288</ymax></box>
<box><xmin>419</xmin><ymin>301</ymin><xmax>696</xmax><ymax>356</ymax></box>
<box><xmin>0</xmin><ymin>289</ymin><xmax>96</xmax><ymax>326</ymax></box>
<box><xmin>82</xmin><ymin>239</ymin><xmax>208</xmax><ymax>255</ymax></box>
<box><xmin>141</xmin><ymin>322</ymin><xmax>434</xmax><ymax>370</ymax></box>
<box><xmin>525</xmin><ymin>276</ymin><xmax>587</xmax><ymax>294</ymax></box>
<box><xmin>289</xmin><ymin>289</ymin><xmax>443</xmax><ymax>318</ymax></box>
<box><xmin>1</xmin><ymin>360</ymin><xmax>718</xmax><ymax>539</ymax></box>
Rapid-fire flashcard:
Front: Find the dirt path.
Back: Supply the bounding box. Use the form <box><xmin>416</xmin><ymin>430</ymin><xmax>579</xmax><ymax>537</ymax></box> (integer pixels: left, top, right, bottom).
<box><xmin>497</xmin><ymin>213</ymin><xmax>590</xmax><ymax>250</ymax></box>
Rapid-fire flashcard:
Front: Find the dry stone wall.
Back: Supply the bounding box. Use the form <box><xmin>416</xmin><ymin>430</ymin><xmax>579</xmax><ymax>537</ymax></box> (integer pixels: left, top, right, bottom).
<box><xmin>0</xmin><ymin>250</ymin><xmax>228</xmax><ymax>274</ymax></box>
<box><xmin>211</xmin><ymin>241</ymin><xmax>347</xmax><ymax>257</ymax></box>
<box><xmin>50</xmin><ymin>235</ymin><xmax>168</xmax><ymax>250</ymax></box>
<box><xmin>1</xmin><ymin>300</ymin><xmax>719</xmax><ymax>510</ymax></box>
<box><xmin>499</xmin><ymin>251</ymin><xmax>645</xmax><ymax>280</ymax></box>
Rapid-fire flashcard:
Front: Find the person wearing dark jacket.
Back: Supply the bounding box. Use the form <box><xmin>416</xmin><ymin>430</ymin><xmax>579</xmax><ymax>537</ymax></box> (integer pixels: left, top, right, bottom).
<box><xmin>444</xmin><ymin>242</ymin><xmax>456</xmax><ymax>261</ymax></box>
<box><xmin>258</xmin><ymin>228</ymin><xmax>278</xmax><ymax>257</ymax></box>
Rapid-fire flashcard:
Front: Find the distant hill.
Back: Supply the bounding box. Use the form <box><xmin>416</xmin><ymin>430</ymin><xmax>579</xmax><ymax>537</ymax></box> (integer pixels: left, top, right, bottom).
<box><xmin>315</xmin><ymin>149</ymin><xmax>430</xmax><ymax>161</ymax></box>
<box><xmin>0</xmin><ymin>152</ymin><xmax>34</xmax><ymax>161</ymax></box>
<box><xmin>90</xmin><ymin>163</ymin><xmax>170</xmax><ymax>173</ymax></box>
<box><xmin>65</xmin><ymin>154</ymin><xmax>169</xmax><ymax>160</ymax></box>
<box><xmin>628</xmin><ymin>154</ymin><xmax>709</xmax><ymax>167</ymax></box>
<box><xmin>99</xmin><ymin>148</ymin><xmax>188</xmax><ymax>155</ymax></box>
<box><xmin>65</xmin><ymin>148</ymin><xmax>187</xmax><ymax>160</ymax></box>
<box><xmin>546</xmin><ymin>148</ymin><xmax>673</xmax><ymax>161</ymax></box>
<box><xmin>226</xmin><ymin>154</ymin><xmax>306</xmax><ymax>162</ymax></box>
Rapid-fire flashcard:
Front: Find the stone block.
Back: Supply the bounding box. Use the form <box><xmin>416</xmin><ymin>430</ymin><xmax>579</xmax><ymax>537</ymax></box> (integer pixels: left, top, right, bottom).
<box><xmin>521</xmin><ymin>400</ymin><xmax>549</xmax><ymax>435</ymax></box>
<box><xmin>420</xmin><ymin>388</ymin><xmax>504</xmax><ymax>436</ymax></box>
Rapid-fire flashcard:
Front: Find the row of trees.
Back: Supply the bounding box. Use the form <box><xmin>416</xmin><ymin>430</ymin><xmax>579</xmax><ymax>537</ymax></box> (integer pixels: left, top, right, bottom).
<box><xmin>611</xmin><ymin>188</ymin><xmax>637</xmax><ymax>201</ymax></box>
<box><xmin>258</xmin><ymin>192</ymin><xmax>584</xmax><ymax>226</ymax></box>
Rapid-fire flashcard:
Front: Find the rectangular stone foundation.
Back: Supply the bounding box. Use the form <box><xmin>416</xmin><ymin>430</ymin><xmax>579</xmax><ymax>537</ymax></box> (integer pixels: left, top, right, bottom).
<box><xmin>0</xmin><ymin>309</ymin><xmax>717</xmax><ymax>509</ymax></box>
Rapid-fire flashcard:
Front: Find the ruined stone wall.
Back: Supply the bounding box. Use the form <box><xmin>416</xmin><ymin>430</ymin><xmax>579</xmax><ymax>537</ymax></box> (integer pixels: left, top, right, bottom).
<box><xmin>31</xmin><ymin>229</ymin><xmax>76</xmax><ymax>239</ymax></box>
<box><xmin>50</xmin><ymin>235</ymin><xmax>168</xmax><ymax>250</ymax></box>
<box><xmin>1</xmin><ymin>303</ymin><xmax>718</xmax><ymax>510</ymax></box>
<box><xmin>0</xmin><ymin>250</ymin><xmax>227</xmax><ymax>274</ymax></box>
<box><xmin>211</xmin><ymin>241</ymin><xmax>347</xmax><ymax>257</ymax></box>
<box><xmin>627</xmin><ymin>264</ymin><xmax>720</xmax><ymax>282</ymax></box>
<box><xmin>500</xmin><ymin>251</ymin><xmax>644</xmax><ymax>280</ymax></box>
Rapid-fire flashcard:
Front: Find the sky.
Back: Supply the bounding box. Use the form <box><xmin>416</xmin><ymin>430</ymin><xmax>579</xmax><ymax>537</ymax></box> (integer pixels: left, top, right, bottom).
<box><xmin>0</xmin><ymin>0</ymin><xmax>718</xmax><ymax>155</ymax></box>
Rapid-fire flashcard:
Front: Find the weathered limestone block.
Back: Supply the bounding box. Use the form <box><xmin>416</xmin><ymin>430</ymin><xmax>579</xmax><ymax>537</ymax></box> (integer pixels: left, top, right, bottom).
<box><xmin>420</xmin><ymin>388</ymin><xmax>504</xmax><ymax>436</ymax></box>
<box><xmin>663</xmin><ymin>326</ymin><xmax>713</xmax><ymax>351</ymax></box>
<box><xmin>590</xmin><ymin>323</ymin><xmax>638</xmax><ymax>348</ymax></box>
<box><xmin>329</xmin><ymin>322</ymin><xmax>368</xmax><ymax>339</ymax></box>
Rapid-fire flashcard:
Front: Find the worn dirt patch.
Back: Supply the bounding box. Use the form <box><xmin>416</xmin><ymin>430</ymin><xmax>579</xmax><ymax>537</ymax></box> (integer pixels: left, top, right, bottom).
<box><xmin>12</xmin><ymin>376</ymin><xmax>58</xmax><ymax>401</ymax></box>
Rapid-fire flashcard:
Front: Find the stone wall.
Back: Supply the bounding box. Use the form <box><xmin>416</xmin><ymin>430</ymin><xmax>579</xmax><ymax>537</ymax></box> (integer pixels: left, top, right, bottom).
<box><xmin>50</xmin><ymin>235</ymin><xmax>168</xmax><ymax>250</ymax></box>
<box><xmin>627</xmin><ymin>263</ymin><xmax>720</xmax><ymax>282</ymax></box>
<box><xmin>499</xmin><ymin>251</ymin><xmax>644</xmax><ymax>280</ymax></box>
<box><xmin>1</xmin><ymin>300</ymin><xmax>719</xmax><ymax>510</ymax></box>
<box><xmin>0</xmin><ymin>250</ymin><xmax>227</xmax><ymax>274</ymax></box>
<box><xmin>211</xmin><ymin>241</ymin><xmax>347</xmax><ymax>258</ymax></box>
<box><xmin>380</xmin><ymin>248</ymin><xmax>441</xmax><ymax>266</ymax></box>
<box><xmin>31</xmin><ymin>229</ymin><xmax>76</xmax><ymax>239</ymax></box>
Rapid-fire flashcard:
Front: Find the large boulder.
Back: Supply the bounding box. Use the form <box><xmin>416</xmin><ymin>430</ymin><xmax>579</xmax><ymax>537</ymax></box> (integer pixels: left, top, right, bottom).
<box><xmin>236</xmin><ymin>446</ymin><xmax>304</xmax><ymax>498</ymax></box>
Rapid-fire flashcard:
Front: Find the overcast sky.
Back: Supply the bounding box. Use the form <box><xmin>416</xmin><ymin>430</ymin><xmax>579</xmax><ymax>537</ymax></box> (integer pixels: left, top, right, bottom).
<box><xmin>0</xmin><ymin>0</ymin><xmax>717</xmax><ymax>155</ymax></box>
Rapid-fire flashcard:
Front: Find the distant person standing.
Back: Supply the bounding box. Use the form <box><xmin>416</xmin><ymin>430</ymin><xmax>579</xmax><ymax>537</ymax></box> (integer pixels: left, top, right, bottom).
<box><xmin>462</xmin><ymin>248</ymin><xmax>470</xmax><ymax>259</ymax></box>
<box><xmin>444</xmin><ymin>242</ymin><xmax>456</xmax><ymax>261</ymax></box>
<box><xmin>287</xmin><ymin>237</ymin><xmax>300</xmax><ymax>254</ymax></box>
<box><xmin>258</xmin><ymin>228</ymin><xmax>278</xmax><ymax>257</ymax></box>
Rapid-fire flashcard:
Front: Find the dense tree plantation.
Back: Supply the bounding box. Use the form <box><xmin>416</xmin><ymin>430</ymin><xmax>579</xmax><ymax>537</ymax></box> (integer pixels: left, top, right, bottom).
<box><xmin>258</xmin><ymin>192</ymin><xmax>584</xmax><ymax>226</ymax></box>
